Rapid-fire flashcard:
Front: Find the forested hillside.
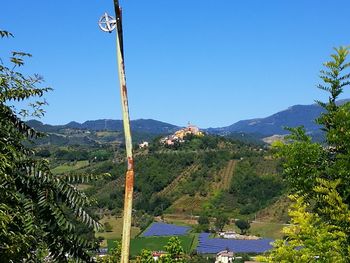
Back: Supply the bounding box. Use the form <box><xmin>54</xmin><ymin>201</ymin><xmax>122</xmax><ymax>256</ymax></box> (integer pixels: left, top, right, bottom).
<box><xmin>31</xmin><ymin>130</ymin><xmax>286</xmax><ymax>224</ymax></box>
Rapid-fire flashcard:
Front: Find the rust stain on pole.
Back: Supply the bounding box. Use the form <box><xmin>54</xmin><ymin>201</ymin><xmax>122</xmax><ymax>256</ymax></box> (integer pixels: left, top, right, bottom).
<box><xmin>113</xmin><ymin>0</ymin><xmax>134</xmax><ymax>262</ymax></box>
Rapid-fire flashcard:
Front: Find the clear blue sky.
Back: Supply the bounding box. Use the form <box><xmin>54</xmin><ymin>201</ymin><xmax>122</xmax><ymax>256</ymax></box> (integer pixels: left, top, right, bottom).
<box><xmin>2</xmin><ymin>0</ymin><xmax>350</xmax><ymax>128</ymax></box>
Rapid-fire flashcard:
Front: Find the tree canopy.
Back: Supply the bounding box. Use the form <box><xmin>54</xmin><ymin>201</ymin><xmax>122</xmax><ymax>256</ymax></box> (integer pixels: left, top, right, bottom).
<box><xmin>259</xmin><ymin>47</ymin><xmax>350</xmax><ymax>262</ymax></box>
<box><xmin>136</xmin><ymin>237</ymin><xmax>186</xmax><ymax>263</ymax></box>
<box><xmin>0</xmin><ymin>30</ymin><xmax>102</xmax><ymax>262</ymax></box>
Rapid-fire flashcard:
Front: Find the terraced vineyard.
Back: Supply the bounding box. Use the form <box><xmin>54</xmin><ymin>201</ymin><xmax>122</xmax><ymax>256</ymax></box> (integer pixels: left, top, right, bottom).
<box><xmin>212</xmin><ymin>159</ymin><xmax>236</xmax><ymax>191</ymax></box>
<box><xmin>165</xmin><ymin>159</ymin><xmax>237</xmax><ymax>215</ymax></box>
<box><xmin>157</xmin><ymin>164</ymin><xmax>199</xmax><ymax>197</ymax></box>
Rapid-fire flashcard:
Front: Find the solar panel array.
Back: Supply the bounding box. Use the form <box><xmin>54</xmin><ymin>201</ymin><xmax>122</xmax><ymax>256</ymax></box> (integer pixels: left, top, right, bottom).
<box><xmin>196</xmin><ymin>233</ymin><xmax>274</xmax><ymax>254</ymax></box>
<box><xmin>141</xmin><ymin>223</ymin><xmax>274</xmax><ymax>254</ymax></box>
<box><xmin>141</xmin><ymin>222</ymin><xmax>190</xmax><ymax>237</ymax></box>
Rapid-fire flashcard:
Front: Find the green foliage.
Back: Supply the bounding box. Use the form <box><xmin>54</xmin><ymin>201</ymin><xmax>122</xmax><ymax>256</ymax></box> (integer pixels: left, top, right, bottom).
<box><xmin>54</xmin><ymin>147</ymin><xmax>89</xmax><ymax>161</ymax></box>
<box><xmin>136</xmin><ymin>237</ymin><xmax>186</xmax><ymax>263</ymax></box>
<box><xmin>136</xmin><ymin>249</ymin><xmax>154</xmax><ymax>263</ymax></box>
<box><xmin>180</xmin><ymin>134</ymin><xmax>225</xmax><ymax>151</ymax></box>
<box><xmin>164</xmin><ymin>236</ymin><xmax>185</xmax><ymax>260</ymax></box>
<box><xmin>316</xmin><ymin>46</ymin><xmax>350</xmax><ymax>130</ymax></box>
<box><xmin>104</xmin><ymin>222</ymin><xmax>113</xmax><ymax>232</ymax></box>
<box><xmin>259</xmin><ymin>180</ymin><xmax>350</xmax><ymax>262</ymax></box>
<box><xmin>36</xmin><ymin>148</ymin><xmax>51</xmax><ymax>157</ymax></box>
<box><xmin>198</xmin><ymin>214</ymin><xmax>210</xmax><ymax>225</ymax></box>
<box><xmin>260</xmin><ymin>47</ymin><xmax>350</xmax><ymax>261</ymax></box>
<box><xmin>0</xmin><ymin>30</ymin><xmax>101</xmax><ymax>262</ymax></box>
<box><xmin>274</xmin><ymin>127</ymin><xmax>325</xmax><ymax>195</ymax></box>
<box><xmin>274</xmin><ymin>47</ymin><xmax>350</xmax><ymax>199</ymax></box>
<box><xmin>196</xmin><ymin>214</ymin><xmax>210</xmax><ymax>233</ymax></box>
<box><xmin>235</xmin><ymin>219</ymin><xmax>250</xmax><ymax>234</ymax></box>
<box><xmin>89</xmin><ymin>149</ymin><xmax>113</xmax><ymax>161</ymax></box>
<box><xmin>132</xmin><ymin>211</ymin><xmax>154</xmax><ymax>231</ymax></box>
<box><xmin>229</xmin><ymin>158</ymin><xmax>284</xmax><ymax>215</ymax></box>
<box><xmin>135</xmin><ymin>152</ymin><xmax>196</xmax><ymax>213</ymax></box>
<box><xmin>97</xmin><ymin>241</ymin><xmax>121</xmax><ymax>263</ymax></box>
<box><xmin>214</xmin><ymin>214</ymin><xmax>229</xmax><ymax>232</ymax></box>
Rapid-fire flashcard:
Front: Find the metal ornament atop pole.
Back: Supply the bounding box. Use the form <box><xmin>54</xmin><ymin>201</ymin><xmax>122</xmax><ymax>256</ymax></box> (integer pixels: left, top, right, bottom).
<box><xmin>99</xmin><ymin>1</ymin><xmax>134</xmax><ymax>262</ymax></box>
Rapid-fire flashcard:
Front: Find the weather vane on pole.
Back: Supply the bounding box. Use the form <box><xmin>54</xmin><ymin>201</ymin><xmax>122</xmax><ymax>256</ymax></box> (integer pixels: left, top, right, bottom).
<box><xmin>99</xmin><ymin>1</ymin><xmax>134</xmax><ymax>262</ymax></box>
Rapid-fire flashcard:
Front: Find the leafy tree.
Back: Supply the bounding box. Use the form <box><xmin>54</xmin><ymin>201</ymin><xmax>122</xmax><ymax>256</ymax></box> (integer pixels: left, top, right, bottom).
<box><xmin>235</xmin><ymin>219</ymin><xmax>250</xmax><ymax>234</ymax></box>
<box><xmin>258</xmin><ymin>180</ymin><xmax>350</xmax><ymax>262</ymax></box>
<box><xmin>0</xmin><ymin>30</ymin><xmax>102</xmax><ymax>262</ymax></box>
<box><xmin>196</xmin><ymin>214</ymin><xmax>210</xmax><ymax>232</ymax></box>
<box><xmin>229</xmin><ymin>159</ymin><xmax>284</xmax><ymax>215</ymax></box>
<box><xmin>259</xmin><ymin>47</ymin><xmax>350</xmax><ymax>261</ymax></box>
<box><xmin>136</xmin><ymin>249</ymin><xmax>154</xmax><ymax>263</ymax></box>
<box><xmin>214</xmin><ymin>214</ymin><xmax>229</xmax><ymax>232</ymax></box>
<box><xmin>104</xmin><ymin>222</ymin><xmax>113</xmax><ymax>232</ymax></box>
<box><xmin>198</xmin><ymin>214</ymin><xmax>210</xmax><ymax>225</ymax></box>
<box><xmin>96</xmin><ymin>241</ymin><xmax>121</xmax><ymax>263</ymax></box>
<box><xmin>36</xmin><ymin>148</ymin><xmax>51</xmax><ymax>157</ymax></box>
<box><xmin>164</xmin><ymin>236</ymin><xmax>185</xmax><ymax>261</ymax></box>
<box><xmin>136</xmin><ymin>237</ymin><xmax>186</xmax><ymax>263</ymax></box>
<box><xmin>275</xmin><ymin>46</ymin><xmax>350</xmax><ymax>198</ymax></box>
<box><xmin>272</xmin><ymin>128</ymin><xmax>325</xmax><ymax>196</ymax></box>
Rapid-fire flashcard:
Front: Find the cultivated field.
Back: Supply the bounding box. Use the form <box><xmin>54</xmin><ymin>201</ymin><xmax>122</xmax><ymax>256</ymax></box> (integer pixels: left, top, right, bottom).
<box><xmin>97</xmin><ymin>216</ymin><xmax>141</xmax><ymax>247</ymax></box>
<box><xmin>52</xmin><ymin>160</ymin><xmax>89</xmax><ymax>175</ymax></box>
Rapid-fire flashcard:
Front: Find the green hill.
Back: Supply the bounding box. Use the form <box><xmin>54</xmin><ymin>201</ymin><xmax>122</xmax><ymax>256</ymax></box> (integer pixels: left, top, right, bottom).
<box><xmin>32</xmin><ymin>130</ymin><xmax>287</xmax><ymax>224</ymax></box>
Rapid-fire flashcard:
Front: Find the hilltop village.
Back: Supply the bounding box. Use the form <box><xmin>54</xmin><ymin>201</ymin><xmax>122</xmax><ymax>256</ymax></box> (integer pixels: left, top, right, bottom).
<box><xmin>139</xmin><ymin>124</ymin><xmax>204</xmax><ymax>149</ymax></box>
<box><xmin>160</xmin><ymin>123</ymin><xmax>204</xmax><ymax>146</ymax></box>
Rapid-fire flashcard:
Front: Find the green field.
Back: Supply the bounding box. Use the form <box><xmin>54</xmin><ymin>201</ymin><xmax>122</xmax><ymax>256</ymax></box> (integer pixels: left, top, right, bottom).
<box><xmin>107</xmin><ymin>235</ymin><xmax>196</xmax><ymax>257</ymax></box>
<box><xmin>52</xmin><ymin>160</ymin><xmax>89</xmax><ymax>175</ymax></box>
<box><xmin>222</xmin><ymin>220</ymin><xmax>284</xmax><ymax>240</ymax></box>
<box><xmin>97</xmin><ymin>216</ymin><xmax>141</xmax><ymax>247</ymax></box>
<box><xmin>249</xmin><ymin>221</ymin><xmax>285</xmax><ymax>239</ymax></box>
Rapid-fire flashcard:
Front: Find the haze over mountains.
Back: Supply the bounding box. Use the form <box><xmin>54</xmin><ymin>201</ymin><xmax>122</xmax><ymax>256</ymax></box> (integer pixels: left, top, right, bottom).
<box><xmin>29</xmin><ymin>100</ymin><xmax>349</xmax><ymax>140</ymax></box>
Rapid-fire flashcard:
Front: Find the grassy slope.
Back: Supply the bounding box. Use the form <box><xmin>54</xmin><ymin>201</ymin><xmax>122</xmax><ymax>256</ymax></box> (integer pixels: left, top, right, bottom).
<box><xmin>51</xmin><ymin>160</ymin><xmax>89</xmax><ymax>175</ymax></box>
<box><xmin>96</xmin><ymin>216</ymin><xmax>141</xmax><ymax>247</ymax></box>
<box><xmin>256</xmin><ymin>195</ymin><xmax>291</xmax><ymax>223</ymax></box>
<box><xmin>249</xmin><ymin>221</ymin><xmax>285</xmax><ymax>239</ymax></box>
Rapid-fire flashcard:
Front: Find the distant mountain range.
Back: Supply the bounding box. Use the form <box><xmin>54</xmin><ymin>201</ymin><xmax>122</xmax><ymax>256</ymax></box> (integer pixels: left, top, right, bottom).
<box><xmin>27</xmin><ymin>119</ymin><xmax>180</xmax><ymax>135</ymax></box>
<box><xmin>28</xmin><ymin>99</ymin><xmax>349</xmax><ymax>141</ymax></box>
<box><xmin>208</xmin><ymin>103</ymin><xmax>325</xmax><ymax>137</ymax></box>
<box><xmin>210</xmin><ymin>99</ymin><xmax>349</xmax><ymax>137</ymax></box>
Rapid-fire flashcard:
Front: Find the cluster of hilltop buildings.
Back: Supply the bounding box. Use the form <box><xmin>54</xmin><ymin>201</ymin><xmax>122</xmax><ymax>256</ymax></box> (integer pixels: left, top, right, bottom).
<box><xmin>138</xmin><ymin>123</ymin><xmax>204</xmax><ymax>149</ymax></box>
<box><xmin>160</xmin><ymin>123</ymin><xmax>204</xmax><ymax>146</ymax></box>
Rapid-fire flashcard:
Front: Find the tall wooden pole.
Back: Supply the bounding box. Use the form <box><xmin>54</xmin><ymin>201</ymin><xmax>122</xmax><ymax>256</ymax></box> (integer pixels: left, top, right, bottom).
<box><xmin>113</xmin><ymin>1</ymin><xmax>134</xmax><ymax>262</ymax></box>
